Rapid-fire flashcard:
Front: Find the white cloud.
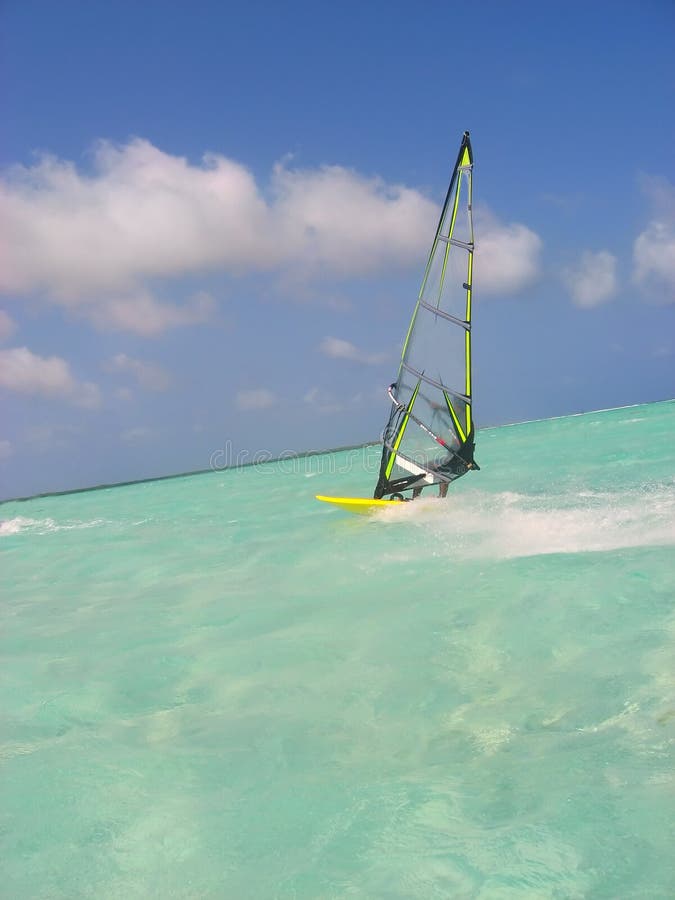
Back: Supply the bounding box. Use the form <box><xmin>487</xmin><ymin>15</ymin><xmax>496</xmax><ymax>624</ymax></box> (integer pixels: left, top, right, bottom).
<box><xmin>0</xmin><ymin>310</ymin><xmax>16</xmax><ymax>342</ymax></box>
<box><xmin>633</xmin><ymin>222</ymin><xmax>675</xmax><ymax>303</ymax></box>
<box><xmin>86</xmin><ymin>290</ymin><xmax>215</xmax><ymax>337</ymax></box>
<box><xmin>0</xmin><ymin>141</ymin><xmax>265</xmax><ymax>297</ymax></box>
<box><xmin>235</xmin><ymin>388</ymin><xmax>277</xmax><ymax>411</ymax></box>
<box><xmin>475</xmin><ymin>210</ymin><xmax>543</xmax><ymax>295</ymax></box>
<box><xmin>0</xmin><ymin>347</ymin><xmax>101</xmax><ymax>408</ymax></box>
<box><xmin>105</xmin><ymin>352</ymin><xmax>170</xmax><ymax>391</ymax></box>
<box><xmin>319</xmin><ymin>336</ymin><xmax>388</xmax><ymax>365</ymax></box>
<box><xmin>0</xmin><ymin>439</ymin><xmax>12</xmax><ymax>462</ymax></box>
<box><xmin>0</xmin><ymin>139</ymin><xmax>545</xmax><ymax>330</ymax></box>
<box><xmin>632</xmin><ymin>174</ymin><xmax>675</xmax><ymax>304</ymax></box>
<box><xmin>0</xmin><ymin>140</ymin><xmax>437</xmax><ymax>331</ymax></box>
<box><xmin>270</xmin><ymin>162</ymin><xmax>436</xmax><ymax>277</ymax></box>
<box><xmin>564</xmin><ymin>250</ymin><xmax>618</xmax><ymax>308</ymax></box>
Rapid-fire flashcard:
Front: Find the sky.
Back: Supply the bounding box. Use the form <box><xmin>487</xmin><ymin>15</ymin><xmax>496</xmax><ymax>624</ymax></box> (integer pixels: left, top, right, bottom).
<box><xmin>1</xmin><ymin>0</ymin><xmax>674</xmax><ymax>499</ymax></box>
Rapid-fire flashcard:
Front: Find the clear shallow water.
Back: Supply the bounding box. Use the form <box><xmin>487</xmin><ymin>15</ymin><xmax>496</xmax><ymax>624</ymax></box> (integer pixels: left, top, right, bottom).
<box><xmin>2</xmin><ymin>401</ymin><xmax>674</xmax><ymax>898</ymax></box>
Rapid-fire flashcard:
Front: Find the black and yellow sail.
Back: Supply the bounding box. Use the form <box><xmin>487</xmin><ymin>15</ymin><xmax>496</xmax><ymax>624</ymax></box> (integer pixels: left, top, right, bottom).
<box><xmin>374</xmin><ymin>131</ymin><xmax>479</xmax><ymax>499</ymax></box>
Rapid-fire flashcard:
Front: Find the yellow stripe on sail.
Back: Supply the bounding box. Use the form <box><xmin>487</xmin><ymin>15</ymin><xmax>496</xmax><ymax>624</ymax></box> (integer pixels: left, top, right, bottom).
<box><xmin>444</xmin><ymin>392</ymin><xmax>466</xmax><ymax>443</ymax></box>
<box><xmin>385</xmin><ymin>381</ymin><xmax>421</xmax><ymax>478</ymax></box>
<box><xmin>465</xmin><ymin>330</ymin><xmax>472</xmax><ymax>436</ymax></box>
<box><xmin>401</xmin><ymin>303</ymin><xmax>420</xmax><ymax>361</ymax></box>
<box><xmin>465</xmin><ymin>330</ymin><xmax>471</xmax><ymax>396</ymax></box>
<box><xmin>437</xmin><ymin>175</ymin><xmax>464</xmax><ymax>303</ymax></box>
<box><xmin>465</xmin><ymin>250</ymin><xmax>473</xmax><ymax>435</ymax></box>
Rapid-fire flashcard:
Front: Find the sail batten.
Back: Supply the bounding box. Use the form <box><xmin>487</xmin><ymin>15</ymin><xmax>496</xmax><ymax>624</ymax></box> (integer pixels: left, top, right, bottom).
<box><xmin>399</xmin><ymin>363</ymin><xmax>470</xmax><ymax>402</ymax></box>
<box><xmin>437</xmin><ymin>236</ymin><xmax>473</xmax><ymax>250</ymax></box>
<box><xmin>374</xmin><ymin>131</ymin><xmax>478</xmax><ymax>499</ymax></box>
<box><xmin>416</xmin><ymin>300</ymin><xmax>469</xmax><ymax>329</ymax></box>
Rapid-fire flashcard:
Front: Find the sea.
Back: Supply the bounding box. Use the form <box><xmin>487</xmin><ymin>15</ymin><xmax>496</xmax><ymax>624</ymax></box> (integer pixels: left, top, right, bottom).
<box><xmin>2</xmin><ymin>400</ymin><xmax>674</xmax><ymax>899</ymax></box>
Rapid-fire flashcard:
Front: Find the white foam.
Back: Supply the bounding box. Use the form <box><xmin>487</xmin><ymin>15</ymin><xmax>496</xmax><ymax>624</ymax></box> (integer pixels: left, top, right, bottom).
<box><xmin>0</xmin><ymin>516</ymin><xmax>53</xmax><ymax>535</ymax></box>
<box><xmin>377</xmin><ymin>486</ymin><xmax>675</xmax><ymax>560</ymax></box>
<box><xmin>0</xmin><ymin>516</ymin><xmax>107</xmax><ymax>536</ymax></box>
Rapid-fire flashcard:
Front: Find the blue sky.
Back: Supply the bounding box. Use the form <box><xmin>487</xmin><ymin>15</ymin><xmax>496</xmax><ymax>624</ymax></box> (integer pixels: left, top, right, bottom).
<box><xmin>1</xmin><ymin>0</ymin><xmax>674</xmax><ymax>498</ymax></box>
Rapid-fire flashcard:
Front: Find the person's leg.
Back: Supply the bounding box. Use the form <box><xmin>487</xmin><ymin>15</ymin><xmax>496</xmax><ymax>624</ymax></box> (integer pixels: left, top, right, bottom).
<box><xmin>412</xmin><ymin>487</ymin><xmax>423</xmax><ymax>499</ymax></box>
<box><xmin>438</xmin><ymin>482</ymin><xmax>448</xmax><ymax>498</ymax></box>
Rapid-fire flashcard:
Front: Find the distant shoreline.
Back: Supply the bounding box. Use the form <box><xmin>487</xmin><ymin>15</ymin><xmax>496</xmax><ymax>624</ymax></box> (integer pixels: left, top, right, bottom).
<box><xmin>1</xmin><ymin>442</ymin><xmax>379</xmax><ymax>505</ymax></box>
<box><xmin>3</xmin><ymin>398</ymin><xmax>673</xmax><ymax>505</ymax></box>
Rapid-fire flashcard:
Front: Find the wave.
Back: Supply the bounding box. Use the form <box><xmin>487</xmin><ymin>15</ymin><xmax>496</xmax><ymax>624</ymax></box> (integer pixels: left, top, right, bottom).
<box><xmin>376</xmin><ymin>485</ymin><xmax>675</xmax><ymax>559</ymax></box>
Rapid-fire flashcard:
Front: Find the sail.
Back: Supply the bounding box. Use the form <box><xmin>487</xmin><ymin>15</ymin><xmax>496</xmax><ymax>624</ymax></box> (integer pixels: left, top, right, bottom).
<box><xmin>374</xmin><ymin>131</ymin><xmax>479</xmax><ymax>498</ymax></box>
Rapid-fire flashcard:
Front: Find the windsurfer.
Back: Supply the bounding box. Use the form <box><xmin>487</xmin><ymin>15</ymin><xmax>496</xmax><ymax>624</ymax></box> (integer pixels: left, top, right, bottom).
<box><xmin>412</xmin><ymin>481</ymin><xmax>449</xmax><ymax>500</ymax></box>
<box><xmin>411</xmin><ymin>449</ymin><xmax>472</xmax><ymax>499</ymax></box>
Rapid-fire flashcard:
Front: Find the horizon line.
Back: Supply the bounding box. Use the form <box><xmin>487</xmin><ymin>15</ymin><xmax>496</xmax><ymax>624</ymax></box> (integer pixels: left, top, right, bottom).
<box><xmin>2</xmin><ymin>398</ymin><xmax>673</xmax><ymax>505</ymax></box>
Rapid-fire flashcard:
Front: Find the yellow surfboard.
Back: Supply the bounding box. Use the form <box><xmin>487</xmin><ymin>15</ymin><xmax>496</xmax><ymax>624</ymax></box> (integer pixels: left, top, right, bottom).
<box><xmin>315</xmin><ymin>495</ymin><xmax>406</xmax><ymax>515</ymax></box>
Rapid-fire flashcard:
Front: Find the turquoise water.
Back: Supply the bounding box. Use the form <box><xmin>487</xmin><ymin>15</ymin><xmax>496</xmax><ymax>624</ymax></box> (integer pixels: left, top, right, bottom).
<box><xmin>2</xmin><ymin>401</ymin><xmax>674</xmax><ymax>898</ymax></box>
